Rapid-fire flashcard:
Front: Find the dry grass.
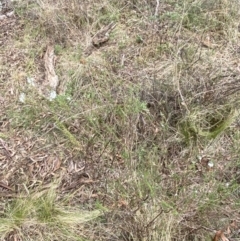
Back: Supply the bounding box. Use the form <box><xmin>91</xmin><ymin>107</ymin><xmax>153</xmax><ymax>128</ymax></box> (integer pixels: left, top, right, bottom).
<box><xmin>1</xmin><ymin>0</ymin><xmax>240</xmax><ymax>240</ymax></box>
<box><xmin>0</xmin><ymin>183</ymin><xmax>101</xmax><ymax>241</ymax></box>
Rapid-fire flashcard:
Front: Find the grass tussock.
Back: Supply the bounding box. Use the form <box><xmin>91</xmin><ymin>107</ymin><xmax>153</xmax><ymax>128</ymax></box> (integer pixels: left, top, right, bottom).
<box><xmin>0</xmin><ymin>184</ymin><xmax>101</xmax><ymax>241</ymax></box>
<box><xmin>1</xmin><ymin>0</ymin><xmax>240</xmax><ymax>240</ymax></box>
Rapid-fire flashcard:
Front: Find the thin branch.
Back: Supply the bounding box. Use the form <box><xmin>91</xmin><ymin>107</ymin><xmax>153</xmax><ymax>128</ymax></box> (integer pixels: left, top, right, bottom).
<box><xmin>154</xmin><ymin>0</ymin><xmax>160</xmax><ymax>17</ymax></box>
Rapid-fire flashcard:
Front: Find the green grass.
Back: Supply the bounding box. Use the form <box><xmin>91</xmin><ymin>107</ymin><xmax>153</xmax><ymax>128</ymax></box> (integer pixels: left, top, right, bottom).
<box><xmin>1</xmin><ymin>0</ymin><xmax>240</xmax><ymax>240</ymax></box>
<box><xmin>0</xmin><ymin>184</ymin><xmax>101</xmax><ymax>240</ymax></box>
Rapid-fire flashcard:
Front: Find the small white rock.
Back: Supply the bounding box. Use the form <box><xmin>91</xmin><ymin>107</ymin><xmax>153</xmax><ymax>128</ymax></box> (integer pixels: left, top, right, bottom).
<box><xmin>208</xmin><ymin>161</ymin><xmax>214</xmax><ymax>168</ymax></box>
<box><xmin>6</xmin><ymin>11</ymin><xmax>14</xmax><ymax>17</ymax></box>
<box><xmin>49</xmin><ymin>90</ymin><xmax>57</xmax><ymax>101</ymax></box>
<box><xmin>27</xmin><ymin>77</ymin><xmax>36</xmax><ymax>87</ymax></box>
<box><xmin>0</xmin><ymin>15</ymin><xmax>7</xmax><ymax>20</ymax></box>
<box><xmin>19</xmin><ymin>93</ymin><xmax>26</xmax><ymax>103</ymax></box>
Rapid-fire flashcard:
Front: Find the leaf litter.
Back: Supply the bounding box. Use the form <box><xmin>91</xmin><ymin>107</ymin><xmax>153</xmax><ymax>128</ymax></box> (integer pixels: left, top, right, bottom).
<box><xmin>1</xmin><ymin>1</ymin><xmax>240</xmax><ymax>240</ymax></box>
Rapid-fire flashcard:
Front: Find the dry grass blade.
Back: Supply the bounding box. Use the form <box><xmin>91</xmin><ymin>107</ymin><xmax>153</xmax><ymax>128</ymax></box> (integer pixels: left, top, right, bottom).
<box><xmin>1</xmin><ymin>0</ymin><xmax>240</xmax><ymax>240</ymax></box>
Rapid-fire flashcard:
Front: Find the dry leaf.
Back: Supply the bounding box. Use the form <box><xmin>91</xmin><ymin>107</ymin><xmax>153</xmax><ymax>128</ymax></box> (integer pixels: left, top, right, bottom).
<box><xmin>52</xmin><ymin>158</ymin><xmax>61</xmax><ymax>172</ymax></box>
<box><xmin>220</xmin><ymin>233</ymin><xmax>229</xmax><ymax>241</ymax></box>
<box><xmin>201</xmin><ymin>40</ymin><xmax>213</xmax><ymax>49</ymax></box>
<box><xmin>213</xmin><ymin>230</ymin><xmax>230</xmax><ymax>241</ymax></box>
<box><xmin>213</xmin><ymin>220</ymin><xmax>239</xmax><ymax>241</ymax></box>
<box><xmin>229</xmin><ymin>220</ymin><xmax>237</xmax><ymax>230</ymax></box>
<box><xmin>117</xmin><ymin>199</ymin><xmax>128</xmax><ymax>208</ymax></box>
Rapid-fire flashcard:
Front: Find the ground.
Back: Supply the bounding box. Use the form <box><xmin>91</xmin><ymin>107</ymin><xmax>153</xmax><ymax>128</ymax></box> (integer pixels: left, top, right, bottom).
<box><xmin>0</xmin><ymin>0</ymin><xmax>240</xmax><ymax>240</ymax></box>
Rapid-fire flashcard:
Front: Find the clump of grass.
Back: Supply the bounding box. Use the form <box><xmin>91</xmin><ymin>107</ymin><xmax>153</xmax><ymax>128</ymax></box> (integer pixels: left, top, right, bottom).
<box><xmin>14</xmin><ymin>0</ymin><xmax>121</xmax><ymax>45</ymax></box>
<box><xmin>179</xmin><ymin>106</ymin><xmax>237</xmax><ymax>145</ymax></box>
<box><xmin>175</xmin><ymin>0</ymin><xmax>238</xmax><ymax>32</ymax></box>
<box><xmin>53</xmin><ymin>116</ymin><xmax>82</xmax><ymax>149</ymax></box>
<box><xmin>0</xmin><ymin>184</ymin><xmax>101</xmax><ymax>241</ymax></box>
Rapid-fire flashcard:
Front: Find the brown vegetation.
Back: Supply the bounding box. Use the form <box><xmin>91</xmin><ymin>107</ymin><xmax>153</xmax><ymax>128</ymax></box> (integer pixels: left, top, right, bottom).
<box><xmin>1</xmin><ymin>0</ymin><xmax>240</xmax><ymax>240</ymax></box>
